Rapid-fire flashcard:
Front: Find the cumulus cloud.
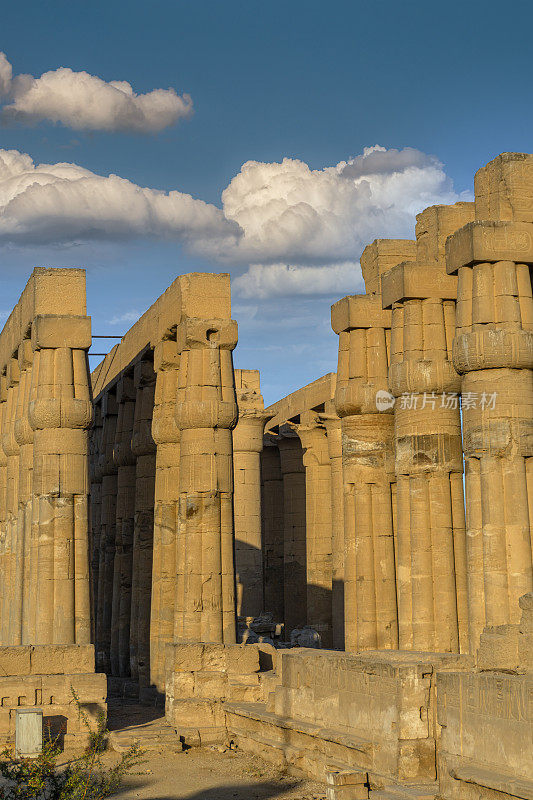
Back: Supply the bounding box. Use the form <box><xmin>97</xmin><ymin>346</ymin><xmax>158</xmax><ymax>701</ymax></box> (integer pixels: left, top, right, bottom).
<box><xmin>0</xmin><ymin>53</ymin><xmax>192</xmax><ymax>133</ymax></box>
<box><xmin>0</xmin><ymin>53</ymin><xmax>12</xmax><ymax>97</ymax></box>
<box><xmin>202</xmin><ymin>145</ymin><xmax>465</xmax><ymax>264</ymax></box>
<box><xmin>0</xmin><ymin>143</ymin><xmax>467</xmax><ymax>281</ymax></box>
<box><xmin>0</xmin><ymin>148</ymin><xmax>238</xmax><ymax>245</ymax></box>
<box><xmin>233</xmin><ymin>262</ymin><xmax>363</xmax><ymax>299</ymax></box>
<box><xmin>108</xmin><ymin>310</ymin><xmax>141</xmax><ymax>325</ymax></box>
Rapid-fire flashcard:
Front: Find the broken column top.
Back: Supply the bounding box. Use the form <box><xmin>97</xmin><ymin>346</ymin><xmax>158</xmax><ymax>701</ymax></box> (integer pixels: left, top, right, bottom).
<box><xmin>474</xmin><ymin>152</ymin><xmax>533</xmax><ymax>222</ymax></box>
<box><xmin>415</xmin><ymin>202</ymin><xmax>475</xmax><ymax>264</ymax></box>
<box><xmin>234</xmin><ymin>369</ymin><xmax>266</xmax><ymax>415</ymax></box>
<box><xmin>331</xmin><ymin>293</ymin><xmax>392</xmax><ymax>332</ymax></box>
<box><xmin>381</xmin><ymin>202</ymin><xmax>475</xmax><ymax>308</ymax></box>
<box><xmin>360</xmin><ymin>239</ymin><xmax>416</xmax><ymax>295</ymax></box>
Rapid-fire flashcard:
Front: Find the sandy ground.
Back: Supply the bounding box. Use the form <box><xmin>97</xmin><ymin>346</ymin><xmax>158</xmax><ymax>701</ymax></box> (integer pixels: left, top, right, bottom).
<box><xmin>108</xmin><ymin>746</ymin><xmax>327</xmax><ymax>800</ymax></box>
<box><xmin>72</xmin><ymin>700</ymin><xmax>328</xmax><ymax>800</ymax></box>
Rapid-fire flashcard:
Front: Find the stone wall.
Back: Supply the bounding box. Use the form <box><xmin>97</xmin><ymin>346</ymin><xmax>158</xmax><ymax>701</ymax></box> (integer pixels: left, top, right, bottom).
<box><xmin>0</xmin><ymin>644</ymin><xmax>105</xmax><ymax>748</ymax></box>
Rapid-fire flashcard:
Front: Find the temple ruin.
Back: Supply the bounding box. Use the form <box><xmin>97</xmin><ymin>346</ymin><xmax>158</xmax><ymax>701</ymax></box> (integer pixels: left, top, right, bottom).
<box><xmin>0</xmin><ymin>152</ymin><xmax>531</xmax><ymax>799</ymax></box>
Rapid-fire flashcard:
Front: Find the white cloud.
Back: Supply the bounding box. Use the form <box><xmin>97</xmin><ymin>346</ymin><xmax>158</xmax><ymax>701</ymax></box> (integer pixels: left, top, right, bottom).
<box><xmin>233</xmin><ymin>262</ymin><xmax>363</xmax><ymax>299</ymax></box>
<box><xmin>0</xmin><ymin>53</ymin><xmax>12</xmax><ymax>97</ymax></box>
<box><xmin>0</xmin><ymin>144</ymin><xmax>467</xmax><ymax>273</ymax></box>
<box><xmin>205</xmin><ymin>145</ymin><xmax>465</xmax><ymax>264</ymax></box>
<box><xmin>108</xmin><ymin>310</ymin><xmax>141</xmax><ymax>325</ymax></box>
<box><xmin>0</xmin><ymin>53</ymin><xmax>192</xmax><ymax>133</ymax></box>
<box><xmin>0</xmin><ymin>148</ymin><xmax>239</xmax><ymax>245</ymax></box>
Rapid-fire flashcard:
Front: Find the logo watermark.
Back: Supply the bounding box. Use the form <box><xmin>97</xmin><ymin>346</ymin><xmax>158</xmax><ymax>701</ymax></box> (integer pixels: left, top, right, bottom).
<box><xmin>375</xmin><ymin>390</ymin><xmax>396</xmax><ymax>411</ymax></box>
<box><xmin>375</xmin><ymin>390</ymin><xmax>497</xmax><ymax>412</ymax></box>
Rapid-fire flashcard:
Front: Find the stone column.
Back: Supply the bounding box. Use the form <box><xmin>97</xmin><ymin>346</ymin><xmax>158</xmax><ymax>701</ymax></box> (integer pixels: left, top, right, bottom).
<box><xmin>261</xmin><ymin>436</ymin><xmax>285</xmax><ymax>622</ymax></box>
<box><xmin>15</xmin><ymin>340</ymin><xmax>35</xmax><ymax>645</ymax></box>
<box><xmin>297</xmin><ymin>412</ymin><xmax>333</xmax><ymax>647</ymax></box>
<box><xmin>96</xmin><ymin>392</ymin><xmax>118</xmax><ymax>671</ymax></box>
<box><xmin>150</xmin><ymin>338</ymin><xmax>181</xmax><ymax>692</ymax></box>
<box><xmin>111</xmin><ymin>375</ymin><xmax>137</xmax><ymax>677</ymax></box>
<box><xmin>89</xmin><ymin>403</ymin><xmax>104</xmax><ymax>647</ymax></box>
<box><xmin>174</xmin><ymin>317</ymin><xmax>238</xmax><ymax>644</ymax></box>
<box><xmin>233</xmin><ymin>370</ymin><xmax>270</xmax><ymax>619</ymax></box>
<box><xmin>381</xmin><ymin>203</ymin><xmax>474</xmax><ymax>653</ymax></box>
<box><xmin>29</xmin><ymin>314</ymin><xmax>93</xmax><ymax>645</ymax></box>
<box><xmin>2</xmin><ymin>357</ymin><xmax>20</xmax><ymax>644</ymax></box>
<box><xmin>277</xmin><ymin>428</ymin><xmax>307</xmax><ymax>634</ymax></box>
<box><xmin>319</xmin><ymin>411</ymin><xmax>345</xmax><ymax>650</ymax></box>
<box><xmin>446</xmin><ymin>153</ymin><xmax>533</xmax><ymax>652</ymax></box>
<box><xmin>0</xmin><ymin>378</ymin><xmax>7</xmax><ymax>644</ymax></box>
<box><xmin>130</xmin><ymin>360</ymin><xmax>156</xmax><ymax>688</ymax></box>
<box><xmin>332</xmin><ymin>239</ymin><xmax>416</xmax><ymax>652</ymax></box>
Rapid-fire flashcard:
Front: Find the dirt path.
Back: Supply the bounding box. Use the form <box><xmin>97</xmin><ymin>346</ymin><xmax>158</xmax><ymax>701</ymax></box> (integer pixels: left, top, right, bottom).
<box><xmin>98</xmin><ymin>701</ymin><xmax>327</xmax><ymax>800</ymax></box>
<box><xmin>112</xmin><ymin>747</ymin><xmax>327</xmax><ymax>800</ymax></box>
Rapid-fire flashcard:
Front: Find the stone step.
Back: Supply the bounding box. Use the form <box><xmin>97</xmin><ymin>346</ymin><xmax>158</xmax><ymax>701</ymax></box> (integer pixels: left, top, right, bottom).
<box><xmin>370</xmin><ymin>784</ymin><xmax>438</xmax><ymax>800</ymax></box>
<box><xmin>108</xmin><ymin>721</ymin><xmax>182</xmax><ymax>753</ymax></box>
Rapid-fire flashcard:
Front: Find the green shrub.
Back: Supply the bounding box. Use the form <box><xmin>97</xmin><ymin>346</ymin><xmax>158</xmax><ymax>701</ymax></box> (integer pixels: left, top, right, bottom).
<box><xmin>0</xmin><ymin>689</ymin><xmax>143</xmax><ymax>800</ymax></box>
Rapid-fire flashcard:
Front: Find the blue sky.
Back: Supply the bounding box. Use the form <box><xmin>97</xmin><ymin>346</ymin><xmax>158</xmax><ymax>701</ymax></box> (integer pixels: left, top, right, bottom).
<box><xmin>1</xmin><ymin>0</ymin><xmax>532</xmax><ymax>404</ymax></box>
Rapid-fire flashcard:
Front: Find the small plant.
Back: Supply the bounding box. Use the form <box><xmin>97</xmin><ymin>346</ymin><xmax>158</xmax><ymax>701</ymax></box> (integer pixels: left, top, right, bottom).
<box><xmin>0</xmin><ymin>689</ymin><xmax>143</xmax><ymax>799</ymax></box>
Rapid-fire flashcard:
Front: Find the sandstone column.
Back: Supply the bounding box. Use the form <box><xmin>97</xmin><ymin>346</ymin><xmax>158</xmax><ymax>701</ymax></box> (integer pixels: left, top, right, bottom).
<box><xmin>381</xmin><ymin>203</ymin><xmax>474</xmax><ymax>653</ymax></box>
<box><xmin>111</xmin><ymin>375</ymin><xmax>137</xmax><ymax>677</ymax></box>
<box><xmin>446</xmin><ymin>153</ymin><xmax>533</xmax><ymax>651</ymax></box>
<box><xmin>130</xmin><ymin>359</ymin><xmax>156</xmax><ymax>688</ymax></box>
<box><xmin>297</xmin><ymin>412</ymin><xmax>333</xmax><ymax>647</ymax></box>
<box><xmin>277</xmin><ymin>428</ymin><xmax>307</xmax><ymax>634</ymax></box>
<box><xmin>3</xmin><ymin>357</ymin><xmax>21</xmax><ymax>644</ymax></box>
<box><xmin>261</xmin><ymin>436</ymin><xmax>285</xmax><ymax>622</ymax></box>
<box><xmin>233</xmin><ymin>369</ymin><xmax>270</xmax><ymax>619</ymax></box>
<box><xmin>89</xmin><ymin>402</ymin><xmax>104</xmax><ymax>646</ymax></box>
<box><xmin>174</xmin><ymin>316</ymin><xmax>238</xmax><ymax>644</ymax></box>
<box><xmin>96</xmin><ymin>391</ymin><xmax>118</xmax><ymax>670</ymax></box>
<box><xmin>150</xmin><ymin>337</ymin><xmax>181</xmax><ymax>692</ymax></box>
<box><xmin>319</xmin><ymin>410</ymin><xmax>344</xmax><ymax>649</ymax></box>
<box><xmin>0</xmin><ymin>378</ymin><xmax>7</xmax><ymax>644</ymax></box>
<box><xmin>30</xmin><ymin>313</ymin><xmax>93</xmax><ymax>645</ymax></box>
<box><xmin>332</xmin><ymin>239</ymin><xmax>416</xmax><ymax>652</ymax></box>
<box><xmin>15</xmin><ymin>340</ymin><xmax>35</xmax><ymax>645</ymax></box>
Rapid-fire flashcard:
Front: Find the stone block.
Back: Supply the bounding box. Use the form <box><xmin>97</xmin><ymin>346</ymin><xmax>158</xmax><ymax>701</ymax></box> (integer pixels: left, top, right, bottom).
<box><xmin>30</xmin><ymin>645</ymin><xmax>95</xmax><ymax>676</ymax></box>
<box><xmin>31</xmin><ymin>315</ymin><xmax>92</xmax><ymax>351</ymax></box>
<box><xmin>381</xmin><ymin>261</ymin><xmax>458</xmax><ymax>309</ymax></box>
<box><xmin>477</xmin><ymin>625</ymin><xmax>521</xmax><ymax>671</ymax></box>
<box><xmin>446</xmin><ymin>220</ymin><xmax>533</xmax><ymax>274</ymax></box>
<box><xmin>360</xmin><ymin>238</ymin><xmax>416</xmax><ymax>294</ymax></box>
<box><xmin>0</xmin><ymin>647</ymin><xmax>31</xmax><ymax>676</ymax></box>
<box><xmin>166</xmin><ymin>642</ymin><xmax>205</xmax><ymax>673</ymax></box>
<box><xmin>475</xmin><ymin>152</ymin><xmax>533</xmax><ymax>222</ymax></box>
<box><xmin>201</xmin><ymin>643</ymin><xmax>226</xmax><ymax>671</ymax></box>
<box><xmin>224</xmin><ymin>644</ymin><xmax>260</xmax><ymax>674</ymax></box>
<box><xmin>169</xmin><ymin>672</ymin><xmax>195</xmax><ymax>696</ymax></box>
<box><xmin>194</xmin><ymin>671</ymin><xmax>228</xmax><ymax>700</ymax></box>
<box><xmin>331</xmin><ymin>294</ymin><xmax>392</xmax><ymax>334</ymax></box>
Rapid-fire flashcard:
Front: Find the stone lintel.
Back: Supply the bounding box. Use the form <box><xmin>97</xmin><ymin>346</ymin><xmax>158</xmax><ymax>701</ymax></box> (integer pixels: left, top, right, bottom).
<box><xmin>446</xmin><ymin>220</ymin><xmax>533</xmax><ymax>274</ymax></box>
<box><xmin>360</xmin><ymin>238</ymin><xmax>416</xmax><ymax>294</ymax></box>
<box><xmin>331</xmin><ymin>294</ymin><xmax>392</xmax><ymax>334</ymax></box>
<box><xmin>31</xmin><ymin>315</ymin><xmax>92</xmax><ymax>351</ymax></box>
<box><xmin>381</xmin><ymin>261</ymin><xmax>458</xmax><ymax>308</ymax></box>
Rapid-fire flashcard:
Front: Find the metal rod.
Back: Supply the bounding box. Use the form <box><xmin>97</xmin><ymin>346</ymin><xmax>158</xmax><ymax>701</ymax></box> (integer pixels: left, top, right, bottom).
<box><xmin>92</xmin><ymin>335</ymin><xmax>123</xmax><ymax>338</ymax></box>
